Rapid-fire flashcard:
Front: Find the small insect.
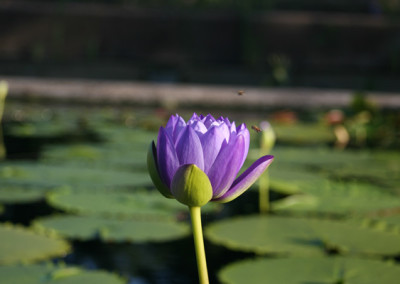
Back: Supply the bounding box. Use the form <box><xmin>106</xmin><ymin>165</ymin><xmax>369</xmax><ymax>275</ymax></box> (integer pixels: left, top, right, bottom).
<box><xmin>237</xmin><ymin>90</ymin><xmax>245</xmax><ymax>96</ymax></box>
<box><xmin>251</xmin><ymin>125</ymin><xmax>262</xmax><ymax>133</ymax></box>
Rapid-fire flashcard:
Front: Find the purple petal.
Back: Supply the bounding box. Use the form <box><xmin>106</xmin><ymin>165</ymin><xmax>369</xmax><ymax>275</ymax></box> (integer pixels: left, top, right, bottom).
<box><xmin>165</xmin><ymin>115</ymin><xmax>179</xmax><ymax>137</ymax></box>
<box><xmin>200</xmin><ymin>125</ymin><xmax>226</xmax><ymax>174</ymax></box>
<box><xmin>175</xmin><ymin>125</ymin><xmax>205</xmax><ymax>171</ymax></box>
<box><xmin>213</xmin><ymin>155</ymin><xmax>274</xmax><ymax>203</ymax></box>
<box><xmin>190</xmin><ymin>120</ymin><xmax>208</xmax><ymax>136</ymax></box>
<box><xmin>202</xmin><ymin>114</ymin><xmax>216</xmax><ymax>128</ymax></box>
<box><xmin>173</xmin><ymin>117</ymin><xmax>187</xmax><ymax>142</ymax></box>
<box><xmin>210</xmin><ymin>121</ymin><xmax>230</xmax><ymax>143</ymax></box>
<box><xmin>165</xmin><ymin>114</ymin><xmax>186</xmax><ymax>143</ymax></box>
<box><xmin>189</xmin><ymin>113</ymin><xmax>200</xmax><ymax>123</ymax></box>
<box><xmin>157</xmin><ymin>127</ymin><xmax>180</xmax><ymax>187</ymax></box>
<box><xmin>230</xmin><ymin>121</ymin><xmax>236</xmax><ymax>133</ymax></box>
<box><xmin>207</xmin><ymin>134</ymin><xmax>246</xmax><ymax>198</ymax></box>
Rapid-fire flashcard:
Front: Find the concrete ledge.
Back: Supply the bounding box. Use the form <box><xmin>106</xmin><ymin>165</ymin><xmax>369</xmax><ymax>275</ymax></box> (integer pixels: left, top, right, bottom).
<box><xmin>3</xmin><ymin>76</ymin><xmax>400</xmax><ymax>109</ymax></box>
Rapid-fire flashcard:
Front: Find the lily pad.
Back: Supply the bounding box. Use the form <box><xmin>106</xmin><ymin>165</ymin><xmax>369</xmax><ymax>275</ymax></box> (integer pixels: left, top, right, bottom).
<box><xmin>47</xmin><ymin>189</ymin><xmax>220</xmax><ymax>219</ymax></box>
<box><xmin>273</xmin><ymin>123</ymin><xmax>335</xmax><ymax>145</ymax></box>
<box><xmin>0</xmin><ymin>183</ymin><xmax>53</xmax><ymax>204</ymax></box>
<box><xmin>0</xmin><ymin>223</ymin><xmax>70</xmax><ymax>265</ymax></box>
<box><xmin>47</xmin><ymin>189</ymin><xmax>185</xmax><ymax>219</ymax></box>
<box><xmin>0</xmin><ymin>162</ymin><xmax>151</xmax><ymax>188</ymax></box>
<box><xmin>205</xmin><ymin>215</ymin><xmax>400</xmax><ymax>256</ymax></box>
<box><xmin>33</xmin><ymin>215</ymin><xmax>190</xmax><ymax>242</ymax></box>
<box><xmin>272</xmin><ymin>181</ymin><xmax>400</xmax><ymax>216</ymax></box>
<box><xmin>40</xmin><ymin>143</ymin><xmax>148</xmax><ymax>170</ymax></box>
<box><xmin>205</xmin><ymin>215</ymin><xmax>324</xmax><ymax>256</ymax></box>
<box><xmin>95</xmin><ymin>127</ymin><xmax>156</xmax><ymax>146</ymax></box>
<box><xmin>219</xmin><ymin>256</ymin><xmax>400</xmax><ymax>284</ymax></box>
<box><xmin>0</xmin><ymin>263</ymin><xmax>126</xmax><ymax>284</ymax></box>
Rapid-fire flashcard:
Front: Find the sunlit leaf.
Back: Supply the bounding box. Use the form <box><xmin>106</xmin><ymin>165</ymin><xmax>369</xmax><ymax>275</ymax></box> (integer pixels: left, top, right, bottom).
<box><xmin>33</xmin><ymin>215</ymin><xmax>190</xmax><ymax>242</ymax></box>
<box><xmin>0</xmin><ymin>162</ymin><xmax>151</xmax><ymax>188</ymax></box>
<box><xmin>219</xmin><ymin>256</ymin><xmax>400</xmax><ymax>284</ymax></box>
<box><xmin>0</xmin><ymin>263</ymin><xmax>126</xmax><ymax>284</ymax></box>
<box><xmin>206</xmin><ymin>215</ymin><xmax>400</xmax><ymax>256</ymax></box>
<box><xmin>0</xmin><ymin>223</ymin><xmax>70</xmax><ymax>265</ymax></box>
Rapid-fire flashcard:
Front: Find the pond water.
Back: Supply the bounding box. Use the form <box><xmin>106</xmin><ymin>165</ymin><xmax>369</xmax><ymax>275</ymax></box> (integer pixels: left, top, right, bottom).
<box><xmin>1</xmin><ymin>100</ymin><xmax>400</xmax><ymax>284</ymax></box>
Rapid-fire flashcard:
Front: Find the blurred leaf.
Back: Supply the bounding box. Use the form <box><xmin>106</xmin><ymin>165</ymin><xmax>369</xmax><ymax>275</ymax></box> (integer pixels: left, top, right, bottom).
<box><xmin>219</xmin><ymin>256</ymin><xmax>400</xmax><ymax>284</ymax></box>
<box><xmin>0</xmin><ymin>263</ymin><xmax>126</xmax><ymax>284</ymax></box>
<box><xmin>0</xmin><ymin>184</ymin><xmax>53</xmax><ymax>204</ymax></box>
<box><xmin>272</xmin><ymin>182</ymin><xmax>400</xmax><ymax>216</ymax></box>
<box><xmin>47</xmin><ymin>189</ymin><xmax>184</xmax><ymax>219</ymax></box>
<box><xmin>41</xmin><ymin>143</ymin><xmax>147</xmax><ymax>170</ymax></box>
<box><xmin>0</xmin><ymin>162</ymin><xmax>151</xmax><ymax>188</ymax></box>
<box><xmin>33</xmin><ymin>215</ymin><xmax>190</xmax><ymax>242</ymax></box>
<box><xmin>273</xmin><ymin>123</ymin><xmax>335</xmax><ymax>145</ymax></box>
<box><xmin>0</xmin><ymin>223</ymin><xmax>70</xmax><ymax>265</ymax></box>
<box><xmin>205</xmin><ymin>215</ymin><xmax>400</xmax><ymax>256</ymax></box>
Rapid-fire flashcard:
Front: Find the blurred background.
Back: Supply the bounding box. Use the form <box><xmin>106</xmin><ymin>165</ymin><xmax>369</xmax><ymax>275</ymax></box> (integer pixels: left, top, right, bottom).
<box><xmin>1</xmin><ymin>0</ymin><xmax>400</xmax><ymax>90</ymax></box>
<box><xmin>1</xmin><ymin>1</ymin><xmax>400</xmax><ymax>284</ymax></box>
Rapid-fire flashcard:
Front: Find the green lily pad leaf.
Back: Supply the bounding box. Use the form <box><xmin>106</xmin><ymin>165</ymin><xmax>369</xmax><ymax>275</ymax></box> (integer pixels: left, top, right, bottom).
<box><xmin>0</xmin><ymin>263</ymin><xmax>126</xmax><ymax>284</ymax></box>
<box><xmin>0</xmin><ymin>223</ymin><xmax>70</xmax><ymax>265</ymax></box>
<box><xmin>272</xmin><ymin>182</ymin><xmax>400</xmax><ymax>216</ymax></box>
<box><xmin>7</xmin><ymin>121</ymin><xmax>76</xmax><ymax>137</ymax></box>
<box><xmin>0</xmin><ymin>184</ymin><xmax>54</xmax><ymax>204</ymax></box>
<box><xmin>265</xmin><ymin>147</ymin><xmax>399</xmax><ymax>189</ymax></box>
<box><xmin>219</xmin><ymin>256</ymin><xmax>400</xmax><ymax>284</ymax></box>
<box><xmin>0</xmin><ymin>162</ymin><xmax>151</xmax><ymax>188</ymax></box>
<box><xmin>205</xmin><ymin>216</ymin><xmax>400</xmax><ymax>256</ymax></box>
<box><xmin>273</xmin><ymin>123</ymin><xmax>335</xmax><ymax>145</ymax></box>
<box><xmin>205</xmin><ymin>215</ymin><xmax>324</xmax><ymax>256</ymax></box>
<box><xmin>47</xmin><ymin>189</ymin><xmax>183</xmax><ymax>219</ymax></box>
<box><xmin>95</xmin><ymin>127</ymin><xmax>156</xmax><ymax>146</ymax></box>
<box><xmin>33</xmin><ymin>215</ymin><xmax>190</xmax><ymax>242</ymax></box>
<box><xmin>41</xmin><ymin>143</ymin><xmax>147</xmax><ymax>170</ymax></box>
<box><xmin>46</xmin><ymin>189</ymin><xmax>221</xmax><ymax>219</ymax></box>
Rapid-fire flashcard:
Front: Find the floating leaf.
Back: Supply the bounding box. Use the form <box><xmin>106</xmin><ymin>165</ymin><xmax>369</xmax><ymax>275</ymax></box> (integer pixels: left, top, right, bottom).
<box><xmin>41</xmin><ymin>143</ymin><xmax>147</xmax><ymax>170</ymax></box>
<box><xmin>0</xmin><ymin>162</ymin><xmax>151</xmax><ymax>188</ymax></box>
<box><xmin>0</xmin><ymin>263</ymin><xmax>126</xmax><ymax>284</ymax></box>
<box><xmin>205</xmin><ymin>216</ymin><xmax>400</xmax><ymax>256</ymax></box>
<box><xmin>273</xmin><ymin>123</ymin><xmax>335</xmax><ymax>145</ymax></box>
<box><xmin>47</xmin><ymin>189</ymin><xmax>184</xmax><ymax>219</ymax></box>
<box><xmin>47</xmin><ymin>189</ymin><xmax>220</xmax><ymax>219</ymax></box>
<box><xmin>33</xmin><ymin>215</ymin><xmax>190</xmax><ymax>242</ymax></box>
<box><xmin>206</xmin><ymin>216</ymin><xmax>324</xmax><ymax>256</ymax></box>
<box><xmin>272</xmin><ymin>182</ymin><xmax>400</xmax><ymax>216</ymax></box>
<box><xmin>219</xmin><ymin>256</ymin><xmax>400</xmax><ymax>284</ymax></box>
<box><xmin>0</xmin><ymin>223</ymin><xmax>70</xmax><ymax>265</ymax></box>
<box><xmin>0</xmin><ymin>183</ymin><xmax>53</xmax><ymax>204</ymax></box>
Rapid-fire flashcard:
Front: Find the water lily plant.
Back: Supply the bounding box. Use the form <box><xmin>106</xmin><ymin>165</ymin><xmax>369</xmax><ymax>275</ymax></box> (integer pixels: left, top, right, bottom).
<box><xmin>147</xmin><ymin>113</ymin><xmax>274</xmax><ymax>284</ymax></box>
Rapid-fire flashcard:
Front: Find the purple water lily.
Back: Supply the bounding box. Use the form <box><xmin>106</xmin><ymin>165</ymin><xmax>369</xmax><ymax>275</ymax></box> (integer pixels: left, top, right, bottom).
<box><xmin>147</xmin><ymin>113</ymin><xmax>274</xmax><ymax>205</ymax></box>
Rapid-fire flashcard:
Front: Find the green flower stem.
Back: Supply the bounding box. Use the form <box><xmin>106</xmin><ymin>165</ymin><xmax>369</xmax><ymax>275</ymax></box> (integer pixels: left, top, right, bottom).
<box><xmin>259</xmin><ymin>170</ymin><xmax>270</xmax><ymax>214</ymax></box>
<box><xmin>189</xmin><ymin>206</ymin><xmax>209</xmax><ymax>284</ymax></box>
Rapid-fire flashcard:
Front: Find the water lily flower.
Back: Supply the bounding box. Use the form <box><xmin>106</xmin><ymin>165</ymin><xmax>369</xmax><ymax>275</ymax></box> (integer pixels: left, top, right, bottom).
<box><xmin>148</xmin><ymin>113</ymin><xmax>274</xmax><ymax>207</ymax></box>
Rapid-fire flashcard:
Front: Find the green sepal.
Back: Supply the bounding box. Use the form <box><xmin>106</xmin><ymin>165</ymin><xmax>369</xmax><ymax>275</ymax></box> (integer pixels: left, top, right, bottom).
<box><xmin>147</xmin><ymin>141</ymin><xmax>174</xmax><ymax>198</ymax></box>
<box><xmin>171</xmin><ymin>164</ymin><xmax>213</xmax><ymax>207</ymax></box>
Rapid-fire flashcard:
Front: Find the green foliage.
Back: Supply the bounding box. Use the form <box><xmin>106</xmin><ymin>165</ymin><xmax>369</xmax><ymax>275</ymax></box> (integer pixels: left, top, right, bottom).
<box><xmin>0</xmin><ymin>223</ymin><xmax>70</xmax><ymax>265</ymax></box>
<box><xmin>0</xmin><ymin>162</ymin><xmax>151</xmax><ymax>188</ymax></box>
<box><xmin>47</xmin><ymin>189</ymin><xmax>187</xmax><ymax>219</ymax></box>
<box><xmin>33</xmin><ymin>215</ymin><xmax>190</xmax><ymax>242</ymax></box>
<box><xmin>0</xmin><ymin>263</ymin><xmax>126</xmax><ymax>284</ymax></box>
<box><xmin>272</xmin><ymin>123</ymin><xmax>335</xmax><ymax>146</ymax></box>
<box><xmin>219</xmin><ymin>257</ymin><xmax>400</xmax><ymax>284</ymax></box>
<box><xmin>205</xmin><ymin>215</ymin><xmax>400</xmax><ymax>256</ymax></box>
<box><xmin>272</xmin><ymin>181</ymin><xmax>400</xmax><ymax>216</ymax></box>
<box><xmin>0</xmin><ymin>183</ymin><xmax>53</xmax><ymax>204</ymax></box>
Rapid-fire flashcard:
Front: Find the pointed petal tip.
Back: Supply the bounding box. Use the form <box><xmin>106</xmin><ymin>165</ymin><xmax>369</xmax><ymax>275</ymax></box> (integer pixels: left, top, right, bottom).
<box><xmin>212</xmin><ymin>154</ymin><xmax>274</xmax><ymax>203</ymax></box>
